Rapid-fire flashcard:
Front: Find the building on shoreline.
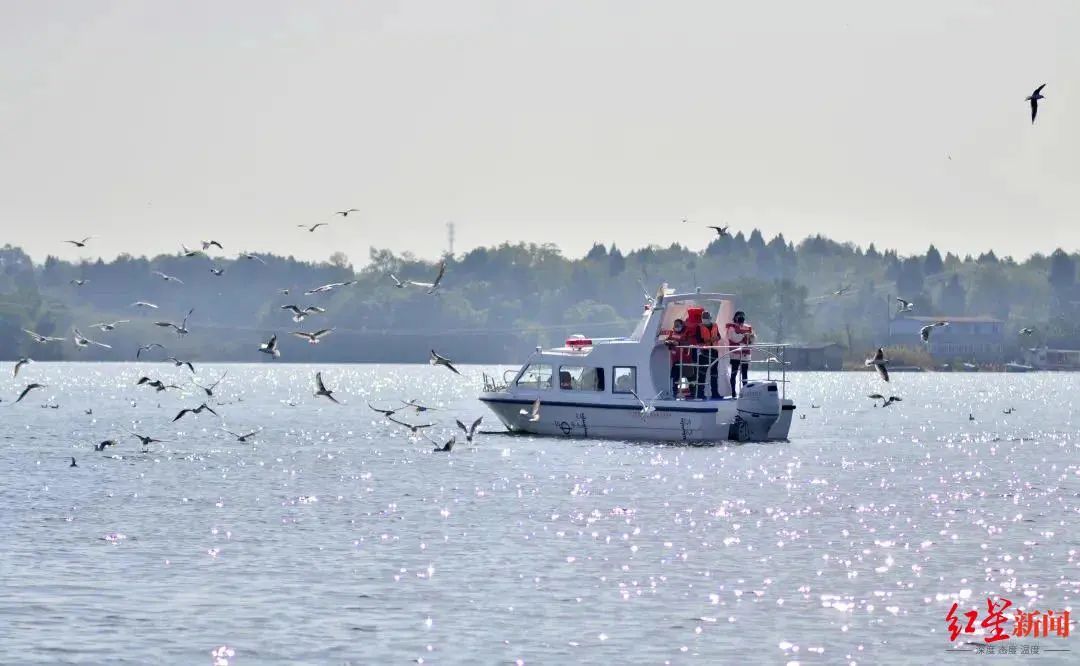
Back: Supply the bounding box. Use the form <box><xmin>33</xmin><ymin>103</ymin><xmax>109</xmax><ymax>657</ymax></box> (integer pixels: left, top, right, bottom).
<box><xmin>889</xmin><ymin>315</ymin><xmax>1005</xmax><ymax>363</ymax></box>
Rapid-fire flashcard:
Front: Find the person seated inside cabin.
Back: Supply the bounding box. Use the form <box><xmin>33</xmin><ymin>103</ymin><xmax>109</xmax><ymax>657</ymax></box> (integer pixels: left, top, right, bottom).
<box><xmin>664</xmin><ymin>318</ymin><xmax>698</xmax><ymax>397</ymax></box>
<box><xmin>559</xmin><ymin>370</ymin><xmax>573</xmax><ymax>390</ymax></box>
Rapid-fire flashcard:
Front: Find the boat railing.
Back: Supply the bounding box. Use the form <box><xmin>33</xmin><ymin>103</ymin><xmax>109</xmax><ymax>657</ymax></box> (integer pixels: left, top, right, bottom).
<box><xmin>670</xmin><ymin>343</ymin><xmax>789</xmax><ymax>400</ymax></box>
<box><xmin>482</xmin><ymin>370</ymin><xmax>514</xmax><ymax>393</ymax></box>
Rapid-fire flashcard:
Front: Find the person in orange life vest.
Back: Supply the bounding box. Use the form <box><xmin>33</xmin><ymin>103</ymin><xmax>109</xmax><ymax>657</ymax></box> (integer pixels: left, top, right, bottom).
<box><xmin>664</xmin><ymin>318</ymin><xmax>697</xmax><ymax>396</ymax></box>
<box><xmin>696</xmin><ymin>310</ymin><xmax>721</xmax><ymax>399</ymax></box>
<box><xmin>725</xmin><ymin>310</ymin><xmax>755</xmax><ymax>396</ymax></box>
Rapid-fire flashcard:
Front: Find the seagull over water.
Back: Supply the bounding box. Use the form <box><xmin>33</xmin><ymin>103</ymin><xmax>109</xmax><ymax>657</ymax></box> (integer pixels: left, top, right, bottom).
<box><xmin>630</xmin><ymin>389</ymin><xmax>664</xmax><ymax>420</ymax></box>
<box><xmin>280</xmin><ymin>304</ymin><xmax>325</xmax><ymax>322</ymax></box>
<box><xmin>70</xmin><ymin>279</ymin><xmax>89</xmax><ymax>286</ymax></box>
<box><xmin>259</xmin><ymin>335</ymin><xmax>280</xmax><ymax>358</ymax></box>
<box><xmin>136</xmin><ymin>342</ymin><xmax>165</xmax><ymax>359</ymax></box>
<box><xmin>173</xmin><ymin>402</ymin><xmax>219</xmax><ymax>422</ymax></box>
<box><xmin>179</xmin><ymin>244</ymin><xmax>201</xmax><ymax>257</ymax></box>
<box><xmin>210</xmin><ymin>267</ymin><xmax>225</xmax><ymax>276</ymax></box>
<box><xmin>223</xmin><ymin>428</ymin><xmax>260</xmax><ymax>442</ymax></box>
<box><xmin>72</xmin><ymin>328</ymin><xmax>111</xmax><ymax>350</ymax></box>
<box><xmin>1026</xmin><ymin>84</ymin><xmax>1046</xmax><ymax>124</ymax></box>
<box><xmin>895</xmin><ymin>298</ymin><xmax>914</xmax><ymax>313</ymax></box>
<box><xmin>920</xmin><ymin>321</ymin><xmax>949</xmax><ymax>343</ymax></box>
<box><xmin>1019</xmin><ymin>327</ymin><xmax>1035</xmax><ymax>336</ymax></box>
<box><xmin>166</xmin><ymin>356</ymin><xmax>195</xmax><ymax>373</ymax></box>
<box><xmin>94</xmin><ymin>440</ymin><xmax>118</xmax><ymax>452</ymax></box>
<box><xmin>430</xmin><ymin>350</ymin><xmax>461</xmax><ymax>375</ymax></box>
<box><xmin>314</xmin><ymin>371</ymin><xmax>340</xmax><ymax>403</ymax></box>
<box><xmin>389</xmin><ymin>274</ymin><xmax>406</xmax><ymax>288</ymax></box>
<box><xmin>408</xmin><ymin>262</ymin><xmax>446</xmax><ymax>294</ymax></box>
<box><xmin>456</xmin><ymin>417</ymin><xmax>483</xmax><ymax>443</ymax></box>
<box><xmin>23</xmin><ymin>329</ymin><xmax>65</xmax><ymax>344</ymax></box>
<box><xmin>292</xmin><ymin>328</ymin><xmax>334</xmax><ymax>345</ymax></box>
<box><xmin>15</xmin><ymin>383</ymin><xmax>45</xmax><ymax>403</ymax></box>
<box><xmin>91</xmin><ymin>320</ymin><xmax>129</xmax><ymax>332</ymax></box>
<box><xmin>520</xmin><ymin>398</ymin><xmax>541</xmax><ymax>422</ymax></box>
<box><xmin>153</xmin><ymin>270</ymin><xmax>184</xmax><ymax>285</ymax></box>
<box><xmin>131</xmin><ymin>301</ymin><xmax>159</xmax><ymax>309</ymax></box>
<box><xmin>13</xmin><ymin>358</ymin><xmax>31</xmax><ymax>377</ymax></box>
<box><xmin>304</xmin><ymin>280</ymin><xmax>355</xmax><ymax>295</ymax></box>
<box><xmin>368</xmin><ymin>403</ymin><xmax>400</xmax><ymax>417</ymax></box>
<box><xmin>865</xmin><ymin>347</ymin><xmax>890</xmax><ymax>382</ymax></box>
<box><xmin>387</xmin><ymin>416</ymin><xmax>433</xmax><ymax>434</ymax></box>
<box><xmin>432</xmin><ymin>436</ymin><xmax>455</xmax><ymax>453</ymax></box>
<box><xmin>193</xmin><ymin>371</ymin><xmax>228</xmax><ymax>397</ymax></box>
<box><xmin>154</xmin><ymin>309</ymin><xmax>193</xmax><ymax>337</ymax></box>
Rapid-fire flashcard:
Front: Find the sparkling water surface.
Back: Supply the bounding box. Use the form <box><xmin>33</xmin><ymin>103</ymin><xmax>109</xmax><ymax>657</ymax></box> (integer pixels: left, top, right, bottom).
<box><xmin>1</xmin><ymin>364</ymin><xmax>1077</xmax><ymax>665</ymax></box>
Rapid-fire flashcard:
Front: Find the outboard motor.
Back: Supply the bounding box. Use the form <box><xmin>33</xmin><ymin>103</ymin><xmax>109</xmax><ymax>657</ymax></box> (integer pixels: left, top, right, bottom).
<box><xmin>730</xmin><ymin>381</ymin><xmax>781</xmax><ymax>441</ymax></box>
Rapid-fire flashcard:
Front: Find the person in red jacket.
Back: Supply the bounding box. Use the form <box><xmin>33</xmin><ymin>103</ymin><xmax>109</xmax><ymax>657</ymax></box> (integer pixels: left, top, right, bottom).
<box><xmin>696</xmin><ymin>310</ymin><xmax>721</xmax><ymax>398</ymax></box>
<box><xmin>725</xmin><ymin>310</ymin><xmax>754</xmax><ymax>396</ymax></box>
<box><xmin>665</xmin><ymin>318</ymin><xmax>697</xmax><ymax>397</ymax></box>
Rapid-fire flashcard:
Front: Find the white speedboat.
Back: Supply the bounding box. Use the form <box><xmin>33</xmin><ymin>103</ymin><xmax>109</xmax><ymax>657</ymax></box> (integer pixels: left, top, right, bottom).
<box><xmin>480</xmin><ymin>286</ymin><xmax>795</xmax><ymax>442</ymax></box>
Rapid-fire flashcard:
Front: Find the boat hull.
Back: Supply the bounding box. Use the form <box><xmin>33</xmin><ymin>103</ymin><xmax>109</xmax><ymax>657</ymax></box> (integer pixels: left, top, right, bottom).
<box><xmin>480</xmin><ymin>392</ymin><xmax>794</xmax><ymax>443</ymax></box>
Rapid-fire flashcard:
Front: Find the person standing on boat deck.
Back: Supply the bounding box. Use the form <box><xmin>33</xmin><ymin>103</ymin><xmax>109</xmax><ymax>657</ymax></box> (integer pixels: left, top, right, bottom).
<box><xmin>697</xmin><ymin>310</ymin><xmax>721</xmax><ymax>398</ymax></box>
<box><xmin>665</xmin><ymin>318</ymin><xmax>696</xmax><ymax>397</ymax></box>
<box><xmin>725</xmin><ymin>310</ymin><xmax>755</xmax><ymax>396</ymax></box>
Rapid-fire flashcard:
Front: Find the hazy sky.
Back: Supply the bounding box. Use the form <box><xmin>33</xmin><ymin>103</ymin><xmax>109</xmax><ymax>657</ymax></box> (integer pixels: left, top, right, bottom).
<box><xmin>1</xmin><ymin>1</ymin><xmax>1077</xmax><ymax>265</ymax></box>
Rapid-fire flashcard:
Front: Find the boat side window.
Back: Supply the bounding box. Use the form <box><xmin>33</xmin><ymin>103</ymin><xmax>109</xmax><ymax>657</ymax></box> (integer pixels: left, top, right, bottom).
<box><xmin>516</xmin><ymin>363</ymin><xmax>553</xmax><ymax>389</ymax></box>
<box><xmin>612</xmin><ymin>366</ymin><xmax>636</xmax><ymax>394</ymax></box>
<box><xmin>559</xmin><ymin>366</ymin><xmax>605</xmax><ymax>391</ymax></box>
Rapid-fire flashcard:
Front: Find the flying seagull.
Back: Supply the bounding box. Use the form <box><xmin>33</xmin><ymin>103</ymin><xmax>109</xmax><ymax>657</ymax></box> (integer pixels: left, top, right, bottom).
<box><xmin>387</xmin><ymin>416</ymin><xmax>433</xmax><ymax>434</ymax></box>
<box><xmin>833</xmin><ymin>285</ymin><xmax>852</xmax><ymax>297</ymax></box>
<box><xmin>881</xmin><ymin>396</ymin><xmax>902</xmax><ymax>408</ymax></box>
<box><xmin>23</xmin><ymin>329</ymin><xmax>65</xmax><ymax>344</ymax></box>
<box><xmin>65</xmin><ymin>237</ymin><xmax>94</xmax><ymax>247</ymax></box>
<box><xmin>173</xmin><ymin>402</ymin><xmax>219</xmax><ymax>422</ymax></box>
<box><xmin>154</xmin><ymin>309</ymin><xmax>193</xmax><ymax>337</ymax></box>
<box><xmin>152</xmin><ymin>270</ymin><xmax>184</xmax><ymax>285</ymax></box>
<box><xmin>94</xmin><ymin>440</ymin><xmax>118</xmax><ymax>452</ymax></box>
<box><xmin>368</xmin><ymin>403</ymin><xmax>400</xmax><ymax>417</ymax></box>
<box><xmin>193</xmin><ymin>370</ymin><xmax>228</xmax><ymax>397</ymax></box>
<box><xmin>298</xmin><ymin>223</ymin><xmax>328</xmax><ymax>233</ymax></box>
<box><xmin>13</xmin><ymin>357</ymin><xmax>31</xmax><ymax>378</ymax></box>
<box><xmin>865</xmin><ymin>347</ymin><xmax>890</xmax><ymax>382</ymax></box>
<box><xmin>201</xmin><ymin>240</ymin><xmax>224</xmax><ymax>251</ymax></box>
<box><xmin>240</xmin><ymin>252</ymin><xmax>266</xmax><ymax>264</ymax></box>
<box><xmin>408</xmin><ymin>263</ymin><xmax>446</xmax><ymax>294</ymax></box>
<box><xmin>166</xmin><ymin>356</ymin><xmax>195</xmax><ymax>373</ymax></box>
<box><xmin>278</xmin><ymin>289</ymin><xmax>290</xmax><ymax>296</ymax></box>
<box><xmin>70</xmin><ymin>279</ymin><xmax>89</xmax><ymax>286</ymax></box>
<box><xmin>630</xmin><ymin>389</ymin><xmax>664</xmax><ymax>421</ymax></box>
<box><xmin>223</xmin><ymin>428</ymin><xmax>260</xmax><ymax>442</ymax></box>
<box><xmin>304</xmin><ymin>280</ymin><xmax>355</xmax><ymax>295</ymax></box>
<box><xmin>210</xmin><ymin>267</ymin><xmax>225</xmax><ymax>276</ymax></box>
<box><xmin>389</xmin><ymin>274</ymin><xmax>406</xmax><ymax>288</ymax></box>
<box><xmin>179</xmin><ymin>244</ymin><xmax>201</xmax><ymax>257</ymax></box>
<box><xmin>292</xmin><ymin>328</ymin><xmax>334</xmax><ymax>345</ymax></box>
<box><xmin>1026</xmin><ymin>83</ymin><xmax>1046</xmax><ymax>124</ymax></box>
<box><xmin>335</xmin><ymin>208</ymin><xmax>360</xmax><ymax>217</ymax></box>
<box><xmin>429</xmin><ymin>350</ymin><xmax>461</xmax><ymax>375</ymax></box>
<box><xmin>91</xmin><ymin>320</ymin><xmax>130</xmax><ymax>332</ymax></box>
<box><xmin>314</xmin><ymin>371</ymin><xmax>340</xmax><ymax>403</ymax></box>
<box><xmin>280</xmin><ymin>304</ymin><xmax>325</xmax><ymax>322</ymax></box>
<box><xmin>130</xmin><ymin>432</ymin><xmax>168</xmax><ymax>450</ymax></box>
<box><xmin>455</xmin><ymin>416</ymin><xmax>484</xmax><ymax>443</ymax></box>
<box><xmin>895</xmin><ymin>298</ymin><xmax>914</xmax><ymax>313</ymax></box>
<box><xmin>72</xmin><ymin>329</ymin><xmax>111</xmax><ymax>350</ymax></box>
<box><xmin>402</xmin><ymin>399</ymin><xmax>437</xmax><ymax>413</ymax></box>
<box><xmin>432</xmin><ymin>436</ymin><xmax>455</xmax><ymax>453</ymax></box>
<box><xmin>920</xmin><ymin>321</ymin><xmax>949</xmax><ymax>343</ymax></box>
<box><xmin>259</xmin><ymin>334</ymin><xmax>280</xmax><ymax>358</ymax></box>
<box><xmin>131</xmin><ymin>301</ymin><xmax>159</xmax><ymax>309</ymax></box>
<box><xmin>706</xmin><ymin>225</ymin><xmax>729</xmax><ymax>237</ymax></box>
<box><xmin>136</xmin><ymin>377</ymin><xmax>179</xmax><ymax>392</ymax></box>
<box><xmin>136</xmin><ymin>342</ymin><xmax>165</xmax><ymax>359</ymax></box>
<box><xmin>1018</xmin><ymin>327</ymin><xmax>1035</xmax><ymax>336</ymax></box>
<box><xmin>520</xmin><ymin>398</ymin><xmax>541</xmax><ymax>422</ymax></box>
<box><xmin>15</xmin><ymin>383</ymin><xmax>45</xmax><ymax>403</ymax></box>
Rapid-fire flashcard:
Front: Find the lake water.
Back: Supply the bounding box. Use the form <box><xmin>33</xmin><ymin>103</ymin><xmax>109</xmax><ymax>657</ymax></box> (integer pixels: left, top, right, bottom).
<box><xmin>1</xmin><ymin>364</ymin><xmax>1076</xmax><ymax>664</ymax></box>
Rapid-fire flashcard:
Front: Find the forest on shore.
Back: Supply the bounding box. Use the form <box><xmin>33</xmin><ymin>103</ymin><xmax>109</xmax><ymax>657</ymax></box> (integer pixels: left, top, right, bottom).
<box><xmin>1</xmin><ymin>231</ymin><xmax>1077</xmax><ymax>364</ymax></box>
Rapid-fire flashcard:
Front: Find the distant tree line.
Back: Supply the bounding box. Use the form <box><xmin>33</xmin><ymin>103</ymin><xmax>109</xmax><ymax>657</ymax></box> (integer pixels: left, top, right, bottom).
<box><xmin>0</xmin><ymin>232</ymin><xmax>1077</xmax><ymax>363</ymax></box>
